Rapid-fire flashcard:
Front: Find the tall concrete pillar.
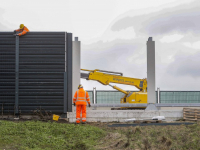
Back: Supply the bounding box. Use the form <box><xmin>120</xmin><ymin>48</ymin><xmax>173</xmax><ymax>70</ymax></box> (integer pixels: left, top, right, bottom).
<box><xmin>72</xmin><ymin>37</ymin><xmax>81</xmax><ymax>111</ymax></box>
<box><xmin>147</xmin><ymin>37</ymin><xmax>156</xmax><ymax>103</ymax></box>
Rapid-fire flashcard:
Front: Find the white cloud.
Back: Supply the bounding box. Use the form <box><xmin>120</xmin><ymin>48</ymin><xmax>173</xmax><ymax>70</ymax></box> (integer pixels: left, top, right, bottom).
<box><xmin>183</xmin><ymin>41</ymin><xmax>200</xmax><ymax>49</ymax></box>
<box><xmin>159</xmin><ymin>33</ymin><xmax>184</xmax><ymax>43</ymax></box>
<box><xmin>0</xmin><ymin>0</ymin><xmax>187</xmax><ymax>42</ymax></box>
<box><xmin>127</xmin><ymin>53</ymin><xmax>140</xmax><ymax>63</ymax></box>
<box><xmin>127</xmin><ymin>50</ymin><xmax>146</xmax><ymax>64</ymax></box>
<box><xmin>102</xmin><ymin>27</ymin><xmax>136</xmax><ymax>42</ymax></box>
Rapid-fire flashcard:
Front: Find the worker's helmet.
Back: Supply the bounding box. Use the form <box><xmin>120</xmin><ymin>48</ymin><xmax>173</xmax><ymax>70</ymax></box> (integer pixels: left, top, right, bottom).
<box><xmin>20</xmin><ymin>24</ymin><xmax>24</xmax><ymax>29</ymax></box>
<box><xmin>78</xmin><ymin>84</ymin><xmax>83</xmax><ymax>89</ymax></box>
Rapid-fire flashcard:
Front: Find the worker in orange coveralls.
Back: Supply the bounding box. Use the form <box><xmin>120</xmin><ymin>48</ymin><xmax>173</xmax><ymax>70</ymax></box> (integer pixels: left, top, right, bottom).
<box><xmin>14</xmin><ymin>24</ymin><xmax>29</xmax><ymax>36</ymax></box>
<box><xmin>73</xmin><ymin>84</ymin><xmax>91</xmax><ymax>124</ymax></box>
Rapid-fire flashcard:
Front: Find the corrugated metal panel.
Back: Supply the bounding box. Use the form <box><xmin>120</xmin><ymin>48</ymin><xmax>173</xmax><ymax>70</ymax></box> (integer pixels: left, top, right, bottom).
<box><xmin>0</xmin><ymin>32</ymin><xmax>15</xmax><ymax>114</ymax></box>
<box><xmin>18</xmin><ymin>32</ymin><xmax>65</xmax><ymax>113</ymax></box>
<box><xmin>0</xmin><ymin>31</ymin><xmax>72</xmax><ymax>114</ymax></box>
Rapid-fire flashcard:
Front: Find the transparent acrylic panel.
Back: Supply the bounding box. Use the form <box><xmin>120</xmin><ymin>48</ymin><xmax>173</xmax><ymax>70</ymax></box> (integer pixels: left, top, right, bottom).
<box><xmin>86</xmin><ymin>91</ymin><xmax>93</xmax><ymax>104</ymax></box>
<box><xmin>160</xmin><ymin>91</ymin><xmax>200</xmax><ymax>103</ymax></box>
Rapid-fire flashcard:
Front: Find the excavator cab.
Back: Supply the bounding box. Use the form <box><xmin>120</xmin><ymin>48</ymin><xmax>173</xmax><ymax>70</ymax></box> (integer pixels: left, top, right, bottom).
<box><xmin>120</xmin><ymin>95</ymin><xmax>127</xmax><ymax>103</ymax></box>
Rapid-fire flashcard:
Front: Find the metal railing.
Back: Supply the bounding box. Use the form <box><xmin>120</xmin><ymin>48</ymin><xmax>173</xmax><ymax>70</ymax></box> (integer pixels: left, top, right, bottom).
<box><xmin>87</xmin><ymin>90</ymin><xmax>200</xmax><ymax>104</ymax></box>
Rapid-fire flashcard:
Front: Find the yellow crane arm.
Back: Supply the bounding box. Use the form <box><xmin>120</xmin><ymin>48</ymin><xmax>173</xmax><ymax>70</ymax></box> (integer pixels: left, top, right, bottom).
<box><xmin>81</xmin><ymin>69</ymin><xmax>147</xmax><ymax>92</ymax></box>
<box><xmin>109</xmin><ymin>84</ymin><xmax>129</xmax><ymax>95</ymax></box>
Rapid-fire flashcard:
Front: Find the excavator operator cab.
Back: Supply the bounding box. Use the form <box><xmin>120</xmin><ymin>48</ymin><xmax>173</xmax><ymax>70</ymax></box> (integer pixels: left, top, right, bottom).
<box><xmin>120</xmin><ymin>98</ymin><xmax>126</xmax><ymax>103</ymax></box>
<box><xmin>120</xmin><ymin>92</ymin><xmax>132</xmax><ymax>103</ymax></box>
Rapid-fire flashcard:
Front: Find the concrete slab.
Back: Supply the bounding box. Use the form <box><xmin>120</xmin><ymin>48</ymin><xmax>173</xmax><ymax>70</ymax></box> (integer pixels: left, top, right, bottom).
<box><xmin>67</xmin><ymin>110</ymin><xmax>183</xmax><ymax>123</ymax></box>
<box><xmin>145</xmin><ymin>104</ymin><xmax>158</xmax><ymax>111</ymax></box>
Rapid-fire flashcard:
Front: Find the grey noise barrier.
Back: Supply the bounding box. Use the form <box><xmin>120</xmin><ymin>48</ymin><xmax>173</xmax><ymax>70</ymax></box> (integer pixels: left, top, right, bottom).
<box><xmin>0</xmin><ymin>32</ymin><xmax>73</xmax><ymax>116</ymax></box>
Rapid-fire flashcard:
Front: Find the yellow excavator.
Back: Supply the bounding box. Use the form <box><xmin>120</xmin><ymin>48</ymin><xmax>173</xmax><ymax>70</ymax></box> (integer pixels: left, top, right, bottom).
<box><xmin>81</xmin><ymin>69</ymin><xmax>147</xmax><ymax>105</ymax></box>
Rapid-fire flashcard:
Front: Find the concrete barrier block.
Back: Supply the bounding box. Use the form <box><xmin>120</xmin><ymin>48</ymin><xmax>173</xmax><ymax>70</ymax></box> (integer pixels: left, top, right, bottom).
<box><xmin>67</xmin><ymin>110</ymin><xmax>183</xmax><ymax>122</ymax></box>
<box><xmin>98</xmin><ymin>118</ymin><xmax>119</xmax><ymax>122</ymax></box>
<box><xmin>127</xmin><ymin>112</ymin><xmax>142</xmax><ymax>118</ymax></box>
<box><xmin>140</xmin><ymin>111</ymin><xmax>159</xmax><ymax>118</ymax></box>
<box><xmin>67</xmin><ymin>112</ymin><xmax>76</xmax><ymax>118</ymax></box>
<box><xmin>86</xmin><ymin>112</ymin><xmax>99</xmax><ymax>117</ymax></box>
<box><xmin>68</xmin><ymin>118</ymin><xmax>76</xmax><ymax>123</ymax></box>
<box><xmin>87</xmin><ymin>118</ymin><xmax>99</xmax><ymax>122</ymax></box>
<box><xmin>159</xmin><ymin>111</ymin><xmax>182</xmax><ymax>118</ymax></box>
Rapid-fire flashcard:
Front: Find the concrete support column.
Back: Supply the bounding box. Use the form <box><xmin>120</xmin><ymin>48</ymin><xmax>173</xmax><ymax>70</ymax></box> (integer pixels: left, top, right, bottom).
<box><xmin>72</xmin><ymin>37</ymin><xmax>81</xmax><ymax>111</ymax></box>
<box><xmin>147</xmin><ymin>37</ymin><xmax>156</xmax><ymax>103</ymax></box>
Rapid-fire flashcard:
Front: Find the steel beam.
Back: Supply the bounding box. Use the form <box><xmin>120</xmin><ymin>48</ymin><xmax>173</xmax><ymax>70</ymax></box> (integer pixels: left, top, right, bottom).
<box><xmin>15</xmin><ymin>36</ymin><xmax>19</xmax><ymax>114</ymax></box>
<box><xmin>66</xmin><ymin>33</ymin><xmax>73</xmax><ymax>112</ymax></box>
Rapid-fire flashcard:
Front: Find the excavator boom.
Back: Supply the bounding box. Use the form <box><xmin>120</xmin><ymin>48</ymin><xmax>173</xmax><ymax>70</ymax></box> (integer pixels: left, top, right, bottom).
<box><xmin>81</xmin><ymin>69</ymin><xmax>147</xmax><ymax>92</ymax></box>
<box><xmin>80</xmin><ymin>69</ymin><xmax>148</xmax><ymax>105</ymax></box>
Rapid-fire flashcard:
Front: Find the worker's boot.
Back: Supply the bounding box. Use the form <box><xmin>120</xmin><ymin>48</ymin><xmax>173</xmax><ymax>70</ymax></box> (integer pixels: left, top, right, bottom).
<box><xmin>75</xmin><ymin>120</ymin><xmax>80</xmax><ymax>124</ymax></box>
<box><xmin>82</xmin><ymin>122</ymin><xmax>86</xmax><ymax>124</ymax></box>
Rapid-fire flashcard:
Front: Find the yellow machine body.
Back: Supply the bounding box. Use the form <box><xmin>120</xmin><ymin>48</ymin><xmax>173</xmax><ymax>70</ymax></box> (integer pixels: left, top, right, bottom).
<box><xmin>81</xmin><ymin>69</ymin><xmax>148</xmax><ymax>105</ymax></box>
<box><xmin>53</xmin><ymin>114</ymin><xmax>60</xmax><ymax>121</ymax></box>
<box><xmin>120</xmin><ymin>92</ymin><xmax>147</xmax><ymax>104</ymax></box>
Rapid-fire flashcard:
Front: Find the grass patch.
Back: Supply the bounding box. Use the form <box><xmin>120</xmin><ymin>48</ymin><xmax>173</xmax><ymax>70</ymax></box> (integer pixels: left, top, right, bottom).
<box><xmin>0</xmin><ymin>120</ymin><xmax>105</xmax><ymax>150</ymax></box>
<box><xmin>1</xmin><ymin>120</ymin><xmax>200</xmax><ymax>150</ymax></box>
<box><xmin>110</xmin><ymin>123</ymin><xmax>200</xmax><ymax>150</ymax></box>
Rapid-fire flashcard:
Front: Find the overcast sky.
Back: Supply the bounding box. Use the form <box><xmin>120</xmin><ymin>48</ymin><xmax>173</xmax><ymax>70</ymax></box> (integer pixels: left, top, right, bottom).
<box><xmin>1</xmin><ymin>0</ymin><xmax>200</xmax><ymax>91</ymax></box>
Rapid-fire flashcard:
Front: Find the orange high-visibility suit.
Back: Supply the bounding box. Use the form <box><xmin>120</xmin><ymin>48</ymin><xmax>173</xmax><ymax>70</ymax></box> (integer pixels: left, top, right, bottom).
<box><xmin>73</xmin><ymin>88</ymin><xmax>90</xmax><ymax>123</ymax></box>
<box><xmin>15</xmin><ymin>26</ymin><xmax>29</xmax><ymax>36</ymax></box>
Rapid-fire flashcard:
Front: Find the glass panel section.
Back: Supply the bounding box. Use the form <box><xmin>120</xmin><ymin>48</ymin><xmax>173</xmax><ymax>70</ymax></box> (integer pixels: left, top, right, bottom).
<box><xmin>96</xmin><ymin>91</ymin><xmax>125</xmax><ymax>104</ymax></box>
<box><xmin>160</xmin><ymin>91</ymin><xmax>200</xmax><ymax>103</ymax></box>
<box><xmin>86</xmin><ymin>91</ymin><xmax>93</xmax><ymax>104</ymax></box>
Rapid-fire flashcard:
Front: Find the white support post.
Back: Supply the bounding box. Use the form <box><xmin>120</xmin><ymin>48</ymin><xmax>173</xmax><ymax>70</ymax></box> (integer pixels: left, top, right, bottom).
<box><xmin>147</xmin><ymin>37</ymin><xmax>156</xmax><ymax>103</ymax></box>
<box><xmin>72</xmin><ymin>37</ymin><xmax>81</xmax><ymax>111</ymax></box>
<box><xmin>157</xmin><ymin>87</ymin><xmax>160</xmax><ymax>104</ymax></box>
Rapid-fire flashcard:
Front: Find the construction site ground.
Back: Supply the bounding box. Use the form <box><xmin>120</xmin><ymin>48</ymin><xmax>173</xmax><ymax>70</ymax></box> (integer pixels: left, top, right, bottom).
<box><xmin>0</xmin><ymin>118</ymin><xmax>200</xmax><ymax>150</ymax></box>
